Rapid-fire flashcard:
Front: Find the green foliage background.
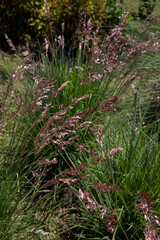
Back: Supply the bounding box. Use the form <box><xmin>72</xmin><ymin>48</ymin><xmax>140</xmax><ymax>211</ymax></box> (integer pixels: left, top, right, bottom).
<box><xmin>0</xmin><ymin>0</ymin><xmax>108</xmax><ymax>44</ymax></box>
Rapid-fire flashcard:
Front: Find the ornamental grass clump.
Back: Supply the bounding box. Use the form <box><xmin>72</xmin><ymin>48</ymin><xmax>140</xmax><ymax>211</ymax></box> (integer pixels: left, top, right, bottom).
<box><xmin>1</xmin><ymin>13</ymin><xmax>160</xmax><ymax>239</ymax></box>
<box><xmin>0</xmin><ymin>48</ymin><xmax>121</xmax><ymax>181</ymax></box>
<box><xmin>54</xmin><ymin>120</ymin><xmax>160</xmax><ymax>239</ymax></box>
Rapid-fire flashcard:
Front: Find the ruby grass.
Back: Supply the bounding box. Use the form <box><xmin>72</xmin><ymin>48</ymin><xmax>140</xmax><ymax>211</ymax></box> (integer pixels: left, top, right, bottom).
<box><xmin>0</xmin><ymin>14</ymin><xmax>160</xmax><ymax>239</ymax></box>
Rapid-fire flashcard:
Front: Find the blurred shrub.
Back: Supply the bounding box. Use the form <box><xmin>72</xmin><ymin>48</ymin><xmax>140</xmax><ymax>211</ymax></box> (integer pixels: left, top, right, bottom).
<box><xmin>0</xmin><ymin>0</ymin><xmax>108</xmax><ymax>47</ymax></box>
<box><xmin>138</xmin><ymin>0</ymin><xmax>156</xmax><ymax>19</ymax></box>
<box><xmin>0</xmin><ymin>0</ymin><xmax>49</xmax><ymax>43</ymax></box>
<box><xmin>104</xmin><ymin>0</ymin><xmax>124</xmax><ymax>26</ymax></box>
<box><xmin>0</xmin><ymin>0</ymin><xmax>28</xmax><ymax>43</ymax></box>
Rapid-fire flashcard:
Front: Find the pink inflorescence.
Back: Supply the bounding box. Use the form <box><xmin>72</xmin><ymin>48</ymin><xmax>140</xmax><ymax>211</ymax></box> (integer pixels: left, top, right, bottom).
<box><xmin>136</xmin><ymin>192</ymin><xmax>160</xmax><ymax>240</ymax></box>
